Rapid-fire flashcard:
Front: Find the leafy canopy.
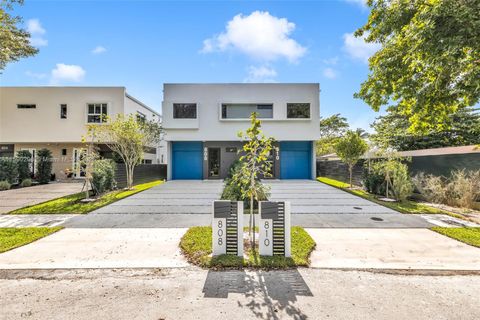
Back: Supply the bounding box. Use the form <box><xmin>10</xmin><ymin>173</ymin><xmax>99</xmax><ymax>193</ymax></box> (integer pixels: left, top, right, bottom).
<box><xmin>335</xmin><ymin>130</ymin><xmax>368</xmax><ymax>186</ymax></box>
<box><xmin>0</xmin><ymin>0</ymin><xmax>38</xmax><ymax>70</ymax></box>
<box><xmin>317</xmin><ymin>114</ymin><xmax>349</xmax><ymax>156</ymax></box>
<box><xmin>370</xmin><ymin>107</ymin><xmax>480</xmax><ymax>150</ymax></box>
<box><xmin>355</xmin><ymin>0</ymin><xmax>480</xmax><ymax>133</ymax></box>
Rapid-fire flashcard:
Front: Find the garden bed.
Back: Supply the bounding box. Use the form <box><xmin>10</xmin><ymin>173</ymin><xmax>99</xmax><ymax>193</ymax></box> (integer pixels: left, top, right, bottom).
<box><xmin>179</xmin><ymin>226</ymin><xmax>316</xmax><ymax>269</ymax></box>
<box><xmin>8</xmin><ymin>180</ymin><xmax>163</xmax><ymax>214</ymax></box>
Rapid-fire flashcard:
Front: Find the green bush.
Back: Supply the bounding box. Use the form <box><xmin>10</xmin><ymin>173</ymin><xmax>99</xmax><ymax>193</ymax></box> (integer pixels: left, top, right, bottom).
<box><xmin>16</xmin><ymin>150</ymin><xmax>32</xmax><ymax>181</ymax></box>
<box><xmin>36</xmin><ymin>149</ymin><xmax>52</xmax><ymax>184</ymax></box>
<box><xmin>391</xmin><ymin>162</ymin><xmax>414</xmax><ymax>201</ymax></box>
<box><xmin>362</xmin><ymin>168</ymin><xmax>386</xmax><ymax>195</ymax></box>
<box><xmin>20</xmin><ymin>179</ymin><xmax>32</xmax><ymax>188</ymax></box>
<box><xmin>0</xmin><ymin>158</ymin><xmax>18</xmax><ymax>184</ymax></box>
<box><xmin>91</xmin><ymin>159</ymin><xmax>116</xmax><ymax>195</ymax></box>
<box><xmin>0</xmin><ymin>180</ymin><xmax>11</xmax><ymax>191</ymax></box>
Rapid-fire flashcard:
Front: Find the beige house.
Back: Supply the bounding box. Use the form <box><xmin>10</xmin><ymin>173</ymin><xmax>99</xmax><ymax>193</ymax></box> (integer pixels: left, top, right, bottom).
<box><xmin>0</xmin><ymin>87</ymin><xmax>165</xmax><ymax>180</ymax></box>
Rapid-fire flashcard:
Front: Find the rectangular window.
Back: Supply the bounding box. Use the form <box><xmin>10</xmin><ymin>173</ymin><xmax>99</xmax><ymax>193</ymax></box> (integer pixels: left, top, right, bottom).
<box><xmin>221</xmin><ymin>103</ymin><xmax>273</xmax><ymax>119</ymax></box>
<box><xmin>17</xmin><ymin>104</ymin><xmax>36</xmax><ymax>109</ymax></box>
<box><xmin>287</xmin><ymin>103</ymin><xmax>310</xmax><ymax>119</ymax></box>
<box><xmin>173</xmin><ymin>103</ymin><xmax>197</xmax><ymax>119</ymax></box>
<box><xmin>60</xmin><ymin>104</ymin><xmax>67</xmax><ymax>119</ymax></box>
<box><xmin>62</xmin><ymin>149</ymin><xmax>67</xmax><ymax>156</ymax></box>
<box><xmin>87</xmin><ymin>103</ymin><xmax>108</xmax><ymax>123</ymax></box>
<box><xmin>136</xmin><ymin>111</ymin><xmax>146</xmax><ymax>123</ymax></box>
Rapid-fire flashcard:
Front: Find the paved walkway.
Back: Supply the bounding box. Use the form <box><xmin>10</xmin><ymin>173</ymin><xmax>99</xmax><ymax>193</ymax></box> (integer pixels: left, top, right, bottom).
<box><xmin>0</xmin><ymin>214</ymin><xmax>79</xmax><ymax>227</ymax></box>
<box><xmin>308</xmin><ymin>228</ymin><xmax>480</xmax><ymax>270</ymax></box>
<box><xmin>0</xmin><ymin>182</ymin><xmax>83</xmax><ymax>214</ymax></box>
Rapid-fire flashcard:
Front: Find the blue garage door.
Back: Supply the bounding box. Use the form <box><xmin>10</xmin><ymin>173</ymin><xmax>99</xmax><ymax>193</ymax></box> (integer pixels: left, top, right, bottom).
<box><xmin>280</xmin><ymin>141</ymin><xmax>312</xmax><ymax>179</ymax></box>
<box><xmin>172</xmin><ymin>142</ymin><xmax>203</xmax><ymax>180</ymax></box>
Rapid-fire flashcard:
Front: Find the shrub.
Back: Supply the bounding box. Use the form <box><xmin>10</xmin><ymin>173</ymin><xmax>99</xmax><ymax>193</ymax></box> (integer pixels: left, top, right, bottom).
<box><xmin>91</xmin><ymin>159</ymin><xmax>117</xmax><ymax>195</ymax></box>
<box><xmin>0</xmin><ymin>180</ymin><xmax>11</xmax><ymax>191</ymax></box>
<box><xmin>16</xmin><ymin>150</ymin><xmax>32</xmax><ymax>181</ymax></box>
<box><xmin>0</xmin><ymin>158</ymin><xmax>18</xmax><ymax>184</ymax></box>
<box><xmin>36</xmin><ymin>149</ymin><xmax>52</xmax><ymax>184</ymax></box>
<box><xmin>20</xmin><ymin>178</ymin><xmax>32</xmax><ymax>188</ymax></box>
<box><xmin>390</xmin><ymin>162</ymin><xmax>414</xmax><ymax>201</ymax></box>
<box><xmin>362</xmin><ymin>168</ymin><xmax>386</xmax><ymax>195</ymax></box>
<box><xmin>414</xmin><ymin>170</ymin><xmax>480</xmax><ymax>209</ymax></box>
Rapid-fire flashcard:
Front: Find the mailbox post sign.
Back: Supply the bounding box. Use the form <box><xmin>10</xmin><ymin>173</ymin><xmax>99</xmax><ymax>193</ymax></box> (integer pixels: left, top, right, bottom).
<box><xmin>258</xmin><ymin>201</ymin><xmax>291</xmax><ymax>257</ymax></box>
<box><xmin>212</xmin><ymin>200</ymin><xmax>243</xmax><ymax>256</ymax></box>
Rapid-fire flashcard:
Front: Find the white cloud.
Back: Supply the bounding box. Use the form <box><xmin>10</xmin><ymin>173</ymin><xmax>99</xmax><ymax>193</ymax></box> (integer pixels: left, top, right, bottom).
<box><xmin>343</xmin><ymin>32</ymin><xmax>381</xmax><ymax>63</ymax></box>
<box><xmin>25</xmin><ymin>71</ymin><xmax>47</xmax><ymax>79</ymax></box>
<box><xmin>244</xmin><ymin>65</ymin><xmax>277</xmax><ymax>83</ymax></box>
<box><xmin>323</xmin><ymin>67</ymin><xmax>337</xmax><ymax>79</ymax></box>
<box><xmin>26</xmin><ymin>19</ymin><xmax>48</xmax><ymax>47</ymax></box>
<box><xmin>201</xmin><ymin>11</ymin><xmax>306</xmax><ymax>63</ymax></box>
<box><xmin>344</xmin><ymin>0</ymin><xmax>367</xmax><ymax>7</ymax></box>
<box><xmin>91</xmin><ymin>46</ymin><xmax>107</xmax><ymax>54</ymax></box>
<box><xmin>50</xmin><ymin>64</ymin><xmax>86</xmax><ymax>84</ymax></box>
<box><xmin>323</xmin><ymin>57</ymin><xmax>339</xmax><ymax>65</ymax></box>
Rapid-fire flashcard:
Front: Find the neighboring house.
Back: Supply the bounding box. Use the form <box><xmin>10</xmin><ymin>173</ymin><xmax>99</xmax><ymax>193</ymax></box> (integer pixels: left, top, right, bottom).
<box><xmin>162</xmin><ymin>83</ymin><xmax>320</xmax><ymax>180</ymax></box>
<box><xmin>0</xmin><ymin>87</ymin><xmax>166</xmax><ymax>180</ymax></box>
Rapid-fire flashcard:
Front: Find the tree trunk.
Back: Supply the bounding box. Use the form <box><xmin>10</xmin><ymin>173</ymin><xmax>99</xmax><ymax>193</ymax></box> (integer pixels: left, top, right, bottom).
<box><xmin>250</xmin><ymin>172</ymin><xmax>255</xmax><ymax>252</ymax></box>
<box><xmin>349</xmin><ymin>164</ymin><xmax>353</xmax><ymax>188</ymax></box>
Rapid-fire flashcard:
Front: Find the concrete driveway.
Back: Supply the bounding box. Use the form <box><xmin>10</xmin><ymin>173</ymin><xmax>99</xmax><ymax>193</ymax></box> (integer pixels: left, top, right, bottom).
<box><xmin>0</xmin><ymin>182</ymin><xmax>84</xmax><ymax>214</ymax></box>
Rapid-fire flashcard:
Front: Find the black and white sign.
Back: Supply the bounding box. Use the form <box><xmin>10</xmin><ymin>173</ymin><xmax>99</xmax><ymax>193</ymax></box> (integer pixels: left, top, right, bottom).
<box><xmin>212</xmin><ymin>200</ymin><xmax>243</xmax><ymax>256</ymax></box>
<box><xmin>258</xmin><ymin>201</ymin><xmax>291</xmax><ymax>257</ymax></box>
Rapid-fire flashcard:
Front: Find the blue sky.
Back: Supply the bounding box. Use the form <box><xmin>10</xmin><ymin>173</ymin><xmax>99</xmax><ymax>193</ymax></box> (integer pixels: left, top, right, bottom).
<box><xmin>1</xmin><ymin>0</ymin><xmax>384</xmax><ymax>131</ymax></box>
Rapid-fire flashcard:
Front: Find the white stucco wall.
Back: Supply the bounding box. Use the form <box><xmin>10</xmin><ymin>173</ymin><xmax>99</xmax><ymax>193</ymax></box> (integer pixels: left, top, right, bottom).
<box><xmin>162</xmin><ymin>83</ymin><xmax>321</xmax><ymax>141</ymax></box>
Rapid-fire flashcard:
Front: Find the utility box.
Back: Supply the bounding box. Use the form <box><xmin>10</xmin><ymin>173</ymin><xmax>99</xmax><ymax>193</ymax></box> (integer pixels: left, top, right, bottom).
<box><xmin>258</xmin><ymin>201</ymin><xmax>291</xmax><ymax>257</ymax></box>
<box><xmin>212</xmin><ymin>200</ymin><xmax>243</xmax><ymax>256</ymax></box>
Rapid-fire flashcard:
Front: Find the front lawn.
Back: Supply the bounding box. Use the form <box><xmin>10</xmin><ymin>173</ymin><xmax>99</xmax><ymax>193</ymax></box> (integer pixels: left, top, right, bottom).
<box><xmin>180</xmin><ymin>226</ymin><xmax>316</xmax><ymax>269</ymax></box>
<box><xmin>317</xmin><ymin>177</ymin><xmax>459</xmax><ymax>217</ymax></box>
<box><xmin>8</xmin><ymin>180</ymin><xmax>164</xmax><ymax>214</ymax></box>
<box><xmin>0</xmin><ymin>227</ymin><xmax>62</xmax><ymax>253</ymax></box>
<box><xmin>431</xmin><ymin>227</ymin><xmax>480</xmax><ymax>248</ymax></box>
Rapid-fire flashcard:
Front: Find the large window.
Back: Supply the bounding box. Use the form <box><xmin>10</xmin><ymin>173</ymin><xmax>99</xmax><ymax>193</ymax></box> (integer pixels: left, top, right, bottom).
<box><xmin>287</xmin><ymin>103</ymin><xmax>310</xmax><ymax>119</ymax></box>
<box><xmin>173</xmin><ymin>103</ymin><xmax>197</xmax><ymax>119</ymax></box>
<box><xmin>87</xmin><ymin>103</ymin><xmax>108</xmax><ymax>123</ymax></box>
<box><xmin>221</xmin><ymin>103</ymin><xmax>273</xmax><ymax>119</ymax></box>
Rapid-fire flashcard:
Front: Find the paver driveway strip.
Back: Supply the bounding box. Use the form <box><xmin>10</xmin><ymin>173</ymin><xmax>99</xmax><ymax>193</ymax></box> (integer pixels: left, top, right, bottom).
<box><xmin>0</xmin><ymin>182</ymin><xmax>84</xmax><ymax>214</ymax></box>
<box><xmin>91</xmin><ymin>180</ymin><xmax>223</xmax><ymax>214</ymax></box>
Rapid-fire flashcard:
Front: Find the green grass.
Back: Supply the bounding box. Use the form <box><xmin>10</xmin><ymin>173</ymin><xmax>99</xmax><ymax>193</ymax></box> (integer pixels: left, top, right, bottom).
<box><xmin>0</xmin><ymin>227</ymin><xmax>62</xmax><ymax>253</ymax></box>
<box><xmin>179</xmin><ymin>226</ymin><xmax>316</xmax><ymax>269</ymax></box>
<box><xmin>431</xmin><ymin>227</ymin><xmax>480</xmax><ymax>248</ymax></box>
<box><xmin>317</xmin><ymin>177</ymin><xmax>460</xmax><ymax>217</ymax></box>
<box><xmin>8</xmin><ymin>180</ymin><xmax>164</xmax><ymax>214</ymax></box>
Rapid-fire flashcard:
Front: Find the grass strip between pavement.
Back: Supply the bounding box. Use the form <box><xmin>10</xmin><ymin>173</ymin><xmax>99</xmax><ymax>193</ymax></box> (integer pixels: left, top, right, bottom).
<box><xmin>8</xmin><ymin>180</ymin><xmax>164</xmax><ymax>215</ymax></box>
<box><xmin>180</xmin><ymin>226</ymin><xmax>316</xmax><ymax>269</ymax></box>
<box><xmin>0</xmin><ymin>227</ymin><xmax>63</xmax><ymax>253</ymax></box>
<box><xmin>431</xmin><ymin>227</ymin><xmax>480</xmax><ymax>248</ymax></box>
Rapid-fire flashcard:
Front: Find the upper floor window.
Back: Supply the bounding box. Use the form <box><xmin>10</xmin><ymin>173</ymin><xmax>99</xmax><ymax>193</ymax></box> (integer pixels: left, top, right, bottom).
<box><xmin>60</xmin><ymin>104</ymin><xmax>67</xmax><ymax>119</ymax></box>
<box><xmin>87</xmin><ymin>103</ymin><xmax>107</xmax><ymax>123</ymax></box>
<box><xmin>287</xmin><ymin>103</ymin><xmax>310</xmax><ymax>119</ymax></box>
<box><xmin>173</xmin><ymin>103</ymin><xmax>197</xmax><ymax>119</ymax></box>
<box><xmin>221</xmin><ymin>103</ymin><xmax>273</xmax><ymax>119</ymax></box>
<box><xmin>136</xmin><ymin>111</ymin><xmax>146</xmax><ymax>123</ymax></box>
<box><xmin>17</xmin><ymin>104</ymin><xmax>36</xmax><ymax>109</ymax></box>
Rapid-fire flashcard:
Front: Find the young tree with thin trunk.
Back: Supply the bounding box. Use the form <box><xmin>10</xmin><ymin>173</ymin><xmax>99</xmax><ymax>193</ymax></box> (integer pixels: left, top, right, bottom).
<box><xmin>232</xmin><ymin>113</ymin><xmax>275</xmax><ymax>251</ymax></box>
<box><xmin>335</xmin><ymin>130</ymin><xmax>368</xmax><ymax>188</ymax></box>
<box><xmin>87</xmin><ymin>114</ymin><xmax>162</xmax><ymax>189</ymax></box>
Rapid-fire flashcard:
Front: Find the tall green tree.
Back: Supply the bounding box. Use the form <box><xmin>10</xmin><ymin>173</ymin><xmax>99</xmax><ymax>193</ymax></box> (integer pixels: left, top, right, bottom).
<box><xmin>317</xmin><ymin>114</ymin><xmax>349</xmax><ymax>156</ymax></box>
<box><xmin>370</xmin><ymin>107</ymin><xmax>480</xmax><ymax>150</ymax></box>
<box><xmin>232</xmin><ymin>113</ymin><xmax>275</xmax><ymax>250</ymax></box>
<box><xmin>355</xmin><ymin>0</ymin><xmax>480</xmax><ymax>133</ymax></box>
<box><xmin>0</xmin><ymin>0</ymin><xmax>38</xmax><ymax>70</ymax></box>
<box><xmin>335</xmin><ymin>130</ymin><xmax>368</xmax><ymax>187</ymax></box>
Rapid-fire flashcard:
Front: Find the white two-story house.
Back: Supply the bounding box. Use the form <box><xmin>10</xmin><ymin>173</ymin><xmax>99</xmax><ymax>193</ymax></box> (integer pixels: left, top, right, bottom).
<box><xmin>0</xmin><ymin>87</ymin><xmax>166</xmax><ymax>179</ymax></box>
<box><xmin>162</xmin><ymin>83</ymin><xmax>320</xmax><ymax>180</ymax></box>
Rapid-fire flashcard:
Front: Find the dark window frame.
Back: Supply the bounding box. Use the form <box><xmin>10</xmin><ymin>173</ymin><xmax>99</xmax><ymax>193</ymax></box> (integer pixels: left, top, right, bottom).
<box><xmin>86</xmin><ymin>103</ymin><xmax>108</xmax><ymax>123</ymax></box>
<box><xmin>17</xmin><ymin>104</ymin><xmax>36</xmax><ymax>109</ymax></box>
<box><xmin>60</xmin><ymin>104</ymin><xmax>67</xmax><ymax>119</ymax></box>
<box><xmin>173</xmin><ymin>103</ymin><xmax>197</xmax><ymax>119</ymax></box>
<box><xmin>287</xmin><ymin>103</ymin><xmax>311</xmax><ymax>119</ymax></box>
<box><xmin>221</xmin><ymin>103</ymin><xmax>273</xmax><ymax>119</ymax></box>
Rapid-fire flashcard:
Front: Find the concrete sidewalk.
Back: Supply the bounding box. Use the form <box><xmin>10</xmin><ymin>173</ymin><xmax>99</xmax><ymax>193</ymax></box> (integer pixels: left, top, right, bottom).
<box><xmin>308</xmin><ymin>228</ymin><xmax>480</xmax><ymax>270</ymax></box>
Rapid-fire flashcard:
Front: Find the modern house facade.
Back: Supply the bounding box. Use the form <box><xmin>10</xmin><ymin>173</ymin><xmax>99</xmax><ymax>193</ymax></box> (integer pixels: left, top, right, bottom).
<box><xmin>0</xmin><ymin>87</ymin><xmax>166</xmax><ymax>179</ymax></box>
<box><xmin>162</xmin><ymin>83</ymin><xmax>320</xmax><ymax>180</ymax></box>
